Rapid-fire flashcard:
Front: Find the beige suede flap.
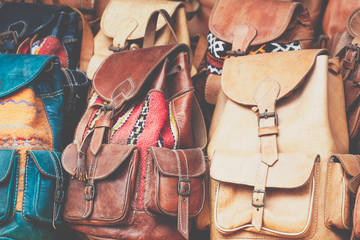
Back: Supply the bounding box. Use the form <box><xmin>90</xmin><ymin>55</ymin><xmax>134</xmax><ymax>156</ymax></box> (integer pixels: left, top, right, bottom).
<box><xmin>210</xmin><ymin>150</ymin><xmax>318</xmax><ymax>189</ymax></box>
<box><xmin>221</xmin><ymin>49</ymin><xmax>327</xmax><ymax>106</ymax></box>
<box><xmin>101</xmin><ymin>0</ymin><xmax>182</xmax><ymax>40</ymax></box>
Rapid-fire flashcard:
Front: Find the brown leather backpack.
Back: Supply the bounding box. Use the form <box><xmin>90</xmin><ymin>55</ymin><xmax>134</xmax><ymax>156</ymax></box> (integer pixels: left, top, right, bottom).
<box><xmin>330</xmin><ymin>8</ymin><xmax>360</xmax><ymax>153</ymax></box>
<box><xmin>323</xmin><ymin>0</ymin><xmax>360</xmax><ymax>44</ymax></box>
<box><xmin>61</xmin><ymin>10</ymin><xmax>207</xmax><ymax>240</ymax></box>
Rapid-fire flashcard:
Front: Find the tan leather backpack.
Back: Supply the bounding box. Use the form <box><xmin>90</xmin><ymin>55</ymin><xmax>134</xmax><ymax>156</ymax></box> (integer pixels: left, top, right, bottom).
<box><xmin>207</xmin><ymin>48</ymin><xmax>353</xmax><ymax>239</ymax></box>
<box><xmin>86</xmin><ymin>0</ymin><xmax>191</xmax><ymax>79</ymax></box>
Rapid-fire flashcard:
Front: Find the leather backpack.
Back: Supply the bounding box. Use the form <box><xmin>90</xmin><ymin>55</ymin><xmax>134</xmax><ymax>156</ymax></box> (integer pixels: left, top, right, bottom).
<box><xmin>322</xmin><ymin>0</ymin><xmax>360</xmax><ymax>44</ymax></box>
<box><xmin>205</xmin><ymin>0</ymin><xmax>315</xmax><ymax>106</ymax></box>
<box><xmin>207</xmin><ymin>48</ymin><xmax>353</xmax><ymax>239</ymax></box>
<box><xmin>61</xmin><ymin>10</ymin><xmax>207</xmax><ymax>240</ymax></box>
<box><xmin>330</xmin><ymin>8</ymin><xmax>360</xmax><ymax>154</ymax></box>
<box><xmin>0</xmin><ymin>54</ymin><xmax>73</xmax><ymax>240</ymax></box>
<box><xmin>86</xmin><ymin>0</ymin><xmax>191</xmax><ymax>79</ymax></box>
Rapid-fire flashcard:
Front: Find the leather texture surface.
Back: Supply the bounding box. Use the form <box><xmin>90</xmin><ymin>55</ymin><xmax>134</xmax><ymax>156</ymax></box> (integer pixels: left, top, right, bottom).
<box><xmin>86</xmin><ymin>1</ymin><xmax>190</xmax><ymax>80</ymax></box>
<box><xmin>0</xmin><ymin>54</ymin><xmax>68</xmax><ymax>240</ymax></box>
<box><xmin>322</xmin><ymin>0</ymin><xmax>360</xmax><ymax>44</ymax></box>
<box><xmin>208</xmin><ymin>49</ymin><xmax>349</xmax><ymax>239</ymax></box>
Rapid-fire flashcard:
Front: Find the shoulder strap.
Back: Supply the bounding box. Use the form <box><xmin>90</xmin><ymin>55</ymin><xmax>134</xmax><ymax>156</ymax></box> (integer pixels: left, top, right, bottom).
<box><xmin>143</xmin><ymin>9</ymin><xmax>178</xmax><ymax>49</ymax></box>
<box><xmin>72</xmin><ymin>7</ymin><xmax>94</xmax><ymax>72</ymax></box>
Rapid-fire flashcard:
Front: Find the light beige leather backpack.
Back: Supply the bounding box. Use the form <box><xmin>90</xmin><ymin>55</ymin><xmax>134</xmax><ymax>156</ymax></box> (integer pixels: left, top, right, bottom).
<box><xmin>86</xmin><ymin>0</ymin><xmax>190</xmax><ymax>79</ymax></box>
<box><xmin>207</xmin><ymin>49</ymin><xmax>354</xmax><ymax>239</ymax></box>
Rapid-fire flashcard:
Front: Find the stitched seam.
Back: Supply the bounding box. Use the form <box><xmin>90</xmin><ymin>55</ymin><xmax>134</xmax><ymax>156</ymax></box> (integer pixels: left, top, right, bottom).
<box><xmin>304</xmin><ymin>161</ymin><xmax>319</xmax><ymax>240</ymax></box>
<box><xmin>174</xmin><ymin>150</ymin><xmax>182</xmax><ymax>230</ymax></box>
<box><xmin>324</xmin><ymin>162</ymin><xmax>331</xmax><ymax>228</ymax></box>
<box><xmin>210</xmin><ymin>3</ymin><xmax>297</xmax><ymax>44</ymax></box>
<box><xmin>40</xmin><ymin>98</ymin><xmax>54</xmax><ymax>151</ymax></box>
<box><xmin>143</xmin><ymin>148</ymin><xmax>155</xmax><ymax>217</ymax></box>
<box><xmin>349</xmin><ymin>12</ymin><xmax>360</xmax><ymax>37</ymax></box>
<box><xmin>181</xmin><ymin>150</ymin><xmax>189</xmax><ymax>233</ymax></box>
<box><xmin>22</xmin><ymin>154</ymin><xmax>30</xmax><ymax>222</ymax></box>
<box><xmin>172</xmin><ymin>101</ymin><xmax>180</xmax><ymax>147</ymax></box>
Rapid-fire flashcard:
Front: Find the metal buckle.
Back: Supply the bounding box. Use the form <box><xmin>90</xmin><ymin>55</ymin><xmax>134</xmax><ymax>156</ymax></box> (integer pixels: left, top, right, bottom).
<box><xmin>257</xmin><ymin>110</ymin><xmax>278</xmax><ymax>126</ymax></box>
<box><xmin>84</xmin><ymin>183</ymin><xmax>95</xmax><ymax>201</ymax></box>
<box><xmin>54</xmin><ymin>186</ymin><xmax>65</xmax><ymax>204</ymax></box>
<box><xmin>108</xmin><ymin>43</ymin><xmax>129</xmax><ymax>52</ymax></box>
<box><xmin>0</xmin><ymin>31</ymin><xmax>18</xmax><ymax>45</ymax></box>
<box><xmin>252</xmin><ymin>189</ymin><xmax>266</xmax><ymax>208</ymax></box>
<box><xmin>178</xmin><ymin>179</ymin><xmax>191</xmax><ymax>197</ymax></box>
<box><xmin>227</xmin><ymin>50</ymin><xmax>246</xmax><ymax>57</ymax></box>
<box><xmin>101</xmin><ymin>105</ymin><xmax>115</xmax><ymax>119</ymax></box>
<box><xmin>346</xmin><ymin>44</ymin><xmax>360</xmax><ymax>62</ymax></box>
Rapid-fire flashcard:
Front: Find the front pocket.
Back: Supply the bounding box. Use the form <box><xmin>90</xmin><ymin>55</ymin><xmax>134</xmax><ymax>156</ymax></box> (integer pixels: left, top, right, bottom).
<box><xmin>144</xmin><ymin>147</ymin><xmax>206</xmax><ymax>217</ymax></box>
<box><xmin>22</xmin><ymin>150</ymin><xmax>64</xmax><ymax>225</ymax></box>
<box><xmin>325</xmin><ymin>154</ymin><xmax>360</xmax><ymax>230</ymax></box>
<box><xmin>62</xmin><ymin>144</ymin><xmax>139</xmax><ymax>225</ymax></box>
<box><xmin>210</xmin><ymin>151</ymin><xmax>319</xmax><ymax>238</ymax></box>
<box><xmin>0</xmin><ymin>149</ymin><xmax>18</xmax><ymax>224</ymax></box>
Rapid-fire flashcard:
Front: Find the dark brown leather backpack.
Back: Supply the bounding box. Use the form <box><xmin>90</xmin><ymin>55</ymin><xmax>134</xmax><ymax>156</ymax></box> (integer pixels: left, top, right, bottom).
<box><xmin>330</xmin><ymin>8</ymin><xmax>360</xmax><ymax>153</ymax></box>
<box><xmin>61</xmin><ymin>10</ymin><xmax>207</xmax><ymax>240</ymax></box>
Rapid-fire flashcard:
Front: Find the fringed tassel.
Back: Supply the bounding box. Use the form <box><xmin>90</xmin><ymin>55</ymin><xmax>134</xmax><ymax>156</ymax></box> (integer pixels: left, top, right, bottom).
<box><xmin>73</xmin><ymin>152</ymin><xmax>88</xmax><ymax>181</ymax></box>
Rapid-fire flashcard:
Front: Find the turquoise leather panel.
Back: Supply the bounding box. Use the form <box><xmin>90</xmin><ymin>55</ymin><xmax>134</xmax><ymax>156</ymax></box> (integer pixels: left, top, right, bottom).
<box><xmin>23</xmin><ymin>150</ymin><xmax>63</xmax><ymax>224</ymax></box>
<box><xmin>0</xmin><ymin>54</ymin><xmax>58</xmax><ymax>98</ymax></box>
<box><xmin>0</xmin><ymin>150</ymin><xmax>18</xmax><ymax>223</ymax></box>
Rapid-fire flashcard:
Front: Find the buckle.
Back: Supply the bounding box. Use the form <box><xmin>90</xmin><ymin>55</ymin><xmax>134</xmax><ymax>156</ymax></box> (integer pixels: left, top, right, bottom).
<box><xmin>257</xmin><ymin>110</ymin><xmax>278</xmax><ymax>126</ymax></box>
<box><xmin>84</xmin><ymin>183</ymin><xmax>95</xmax><ymax>201</ymax></box>
<box><xmin>252</xmin><ymin>189</ymin><xmax>266</xmax><ymax>208</ymax></box>
<box><xmin>227</xmin><ymin>49</ymin><xmax>246</xmax><ymax>57</ymax></box>
<box><xmin>0</xmin><ymin>31</ymin><xmax>18</xmax><ymax>45</ymax></box>
<box><xmin>54</xmin><ymin>186</ymin><xmax>65</xmax><ymax>204</ymax></box>
<box><xmin>108</xmin><ymin>43</ymin><xmax>129</xmax><ymax>52</ymax></box>
<box><xmin>346</xmin><ymin>44</ymin><xmax>360</xmax><ymax>62</ymax></box>
<box><xmin>101</xmin><ymin>105</ymin><xmax>115</xmax><ymax>119</ymax></box>
<box><xmin>178</xmin><ymin>179</ymin><xmax>191</xmax><ymax>197</ymax></box>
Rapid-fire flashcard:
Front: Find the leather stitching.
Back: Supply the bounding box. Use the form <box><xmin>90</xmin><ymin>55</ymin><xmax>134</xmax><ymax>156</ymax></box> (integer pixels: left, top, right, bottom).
<box><xmin>210</xmin><ymin>2</ymin><xmax>298</xmax><ymax>45</ymax></box>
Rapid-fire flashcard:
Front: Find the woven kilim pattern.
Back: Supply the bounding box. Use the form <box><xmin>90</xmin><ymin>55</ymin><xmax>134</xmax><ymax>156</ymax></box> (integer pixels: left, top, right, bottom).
<box><xmin>0</xmin><ymin>88</ymin><xmax>53</xmax><ymax>210</ymax></box>
<box><xmin>85</xmin><ymin>91</ymin><xmax>178</xmax><ymax>208</ymax></box>
<box><xmin>206</xmin><ymin>32</ymin><xmax>302</xmax><ymax>75</ymax></box>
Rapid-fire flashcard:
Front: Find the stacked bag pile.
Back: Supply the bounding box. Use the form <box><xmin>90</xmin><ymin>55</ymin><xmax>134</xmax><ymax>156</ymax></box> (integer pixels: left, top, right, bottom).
<box><xmin>0</xmin><ymin>0</ymin><xmax>360</xmax><ymax>239</ymax></box>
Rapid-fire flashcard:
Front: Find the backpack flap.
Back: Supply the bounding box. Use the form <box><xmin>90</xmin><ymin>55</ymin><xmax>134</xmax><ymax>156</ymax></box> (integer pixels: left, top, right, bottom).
<box><xmin>92</xmin><ymin>44</ymin><xmax>191</xmax><ymax>106</ymax></box>
<box><xmin>22</xmin><ymin>150</ymin><xmax>63</xmax><ymax>225</ymax></box>
<box><xmin>62</xmin><ymin>143</ymin><xmax>140</xmax><ymax>225</ymax></box>
<box><xmin>209</xmin><ymin>0</ymin><xmax>313</xmax><ymax>50</ymax></box>
<box><xmin>210</xmin><ymin>150</ymin><xmax>318</xmax><ymax>237</ymax></box>
<box><xmin>221</xmin><ymin>49</ymin><xmax>327</xmax><ymax>107</ymax></box>
<box><xmin>0</xmin><ymin>150</ymin><xmax>18</xmax><ymax>224</ymax></box>
<box><xmin>0</xmin><ymin>54</ymin><xmax>59</xmax><ymax>98</ymax></box>
<box><xmin>101</xmin><ymin>0</ymin><xmax>185</xmax><ymax>49</ymax></box>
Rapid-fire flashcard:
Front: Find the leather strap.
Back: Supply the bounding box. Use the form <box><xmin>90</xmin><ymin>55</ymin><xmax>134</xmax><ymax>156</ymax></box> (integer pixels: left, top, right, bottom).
<box><xmin>143</xmin><ymin>9</ymin><xmax>178</xmax><ymax>49</ymax></box>
<box><xmin>49</xmin><ymin>151</ymin><xmax>64</xmax><ymax>228</ymax></box>
<box><xmin>176</xmin><ymin>150</ymin><xmax>191</xmax><ymax>239</ymax></box>
<box><xmin>71</xmin><ymin>7</ymin><xmax>94</xmax><ymax>72</ymax></box>
<box><xmin>251</xmin><ymin>78</ymin><xmax>280</xmax><ymax>231</ymax></box>
<box><xmin>230</xmin><ymin>24</ymin><xmax>257</xmax><ymax>55</ymax></box>
<box><xmin>82</xmin><ymin>153</ymin><xmax>97</xmax><ymax>218</ymax></box>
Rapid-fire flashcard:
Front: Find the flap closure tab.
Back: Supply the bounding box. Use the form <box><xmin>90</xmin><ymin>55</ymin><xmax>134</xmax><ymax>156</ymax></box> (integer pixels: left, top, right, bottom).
<box><xmin>150</xmin><ymin>147</ymin><xmax>206</xmax><ymax>177</ymax></box>
<box><xmin>210</xmin><ymin>150</ymin><xmax>317</xmax><ymax>189</ymax></box>
<box><xmin>0</xmin><ymin>54</ymin><xmax>58</xmax><ymax>98</ymax></box>
<box><xmin>209</xmin><ymin>0</ymin><xmax>302</xmax><ymax>45</ymax></box>
<box><xmin>221</xmin><ymin>49</ymin><xmax>327</xmax><ymax>106</ymax></box>
<box><xmin>92</xmin><ymin>44</ymin><xmax>191</xmax><ymax>102</ymax></box>
<box><xmin>62</xmin><ymin>143</ymin><xmax>137</xmax><ymax>180</ymax></box>
<box><xmin>0</xmin><ymin>150</ymin><xmax>17</xmax><ymax>183</ymax></box>
<box><xmin>27</xmin><ymin>150</ymin><xmax>62</xmax><ymax>179</ymax></box>
<box><xmin>101</xmin><ymin>0</ymin><xmax>182</xmax><ymax>41</ymax></box>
